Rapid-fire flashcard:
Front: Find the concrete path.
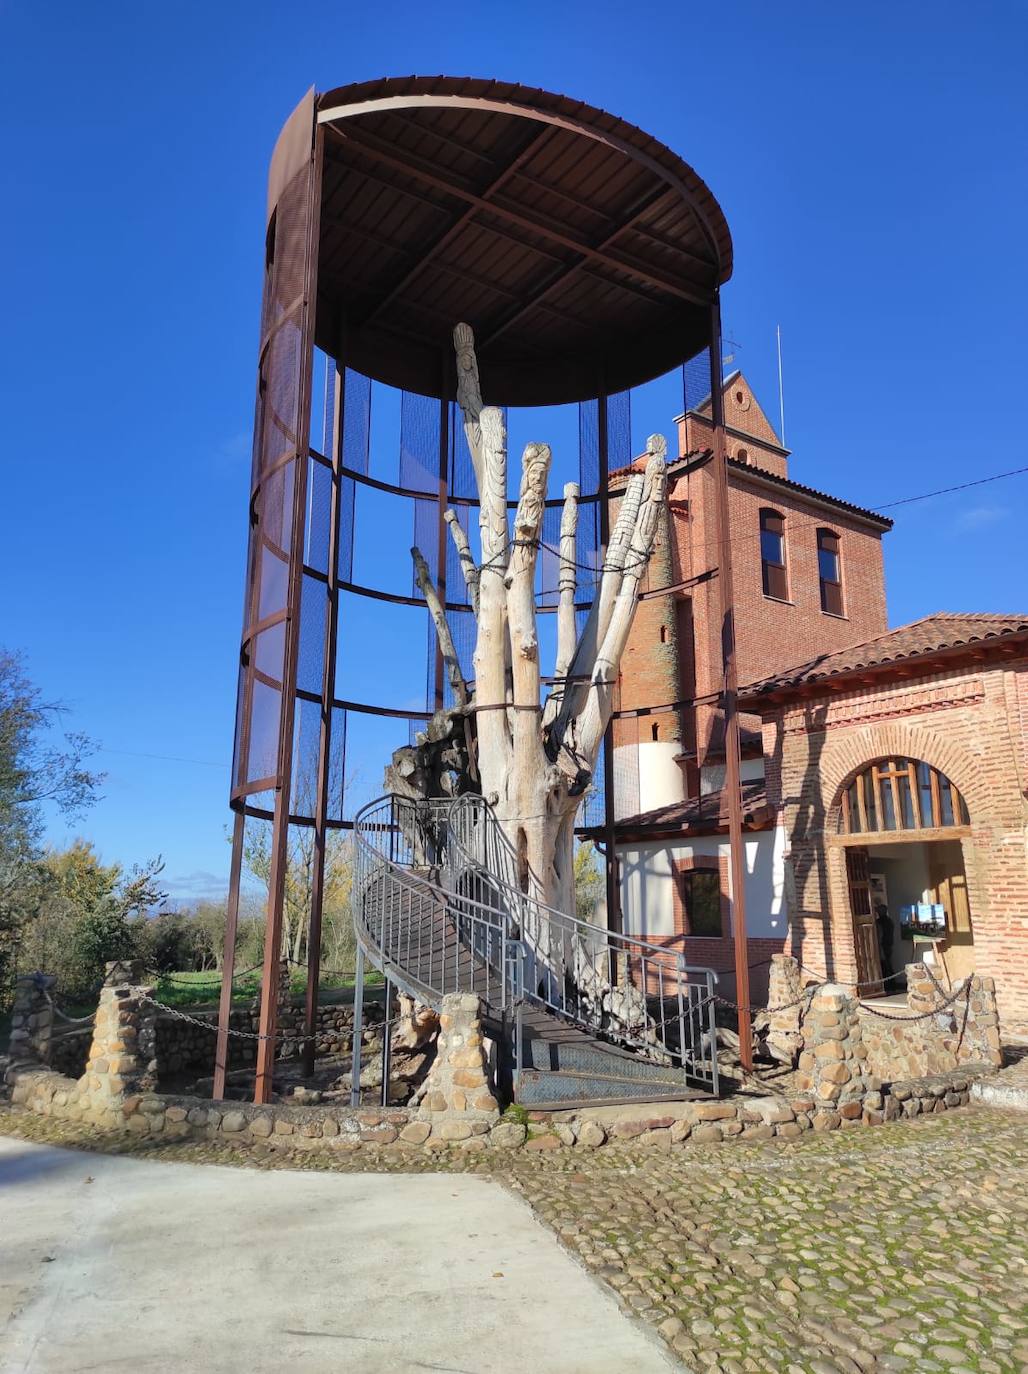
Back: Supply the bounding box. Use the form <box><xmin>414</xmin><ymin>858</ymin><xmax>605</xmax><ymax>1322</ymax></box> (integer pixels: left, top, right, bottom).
<box><xmin>0</xmin><ymin>1138</ymin><xmax>672</xmax><ymax>1374</ymax></box>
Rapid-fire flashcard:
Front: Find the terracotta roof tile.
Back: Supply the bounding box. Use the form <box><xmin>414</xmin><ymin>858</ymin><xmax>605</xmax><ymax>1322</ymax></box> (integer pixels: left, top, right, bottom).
<box><xmin>739</xmin><ymin>613</ymin><xmax>1028</xmax><ymax>701</ymax></box>
<box><xmin>586</xmin><ymin>779</ymin><xmax>771</xmax><ymax>837</ymax></box>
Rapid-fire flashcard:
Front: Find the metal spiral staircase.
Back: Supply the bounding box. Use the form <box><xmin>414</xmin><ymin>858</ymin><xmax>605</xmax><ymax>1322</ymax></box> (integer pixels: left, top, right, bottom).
<box><xmin>352</xmin><ymin>793</ymin><xmax>720</xmax><ymax>1108</ymax></box>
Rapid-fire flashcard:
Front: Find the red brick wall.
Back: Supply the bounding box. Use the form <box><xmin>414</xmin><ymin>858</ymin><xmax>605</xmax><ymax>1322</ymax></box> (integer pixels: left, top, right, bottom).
<box><xmin>762</xmin><ymin>655</ymin><xmax>1028</xmax><ymax>1029</ymax></box>
<box><xmin>621</xmin><ymin>454</ymin><xmax>888</xmax><ymax>777</ymax></box>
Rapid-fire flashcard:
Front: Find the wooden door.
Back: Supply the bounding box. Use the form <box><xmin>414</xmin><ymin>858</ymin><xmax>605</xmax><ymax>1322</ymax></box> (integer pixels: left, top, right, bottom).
<box><xmin>928</xmin><ymin>841</ymin><xmax>975</xmax><ymax>982</ymax></box>
<box><xmin>846</xmin><ymin>846</ymin><xmax>883</xmax><ymax>995</ymax></box>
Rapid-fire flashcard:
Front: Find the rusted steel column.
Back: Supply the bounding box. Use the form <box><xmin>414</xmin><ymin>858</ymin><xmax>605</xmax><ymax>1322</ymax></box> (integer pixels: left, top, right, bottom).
<box><xmin>302</xmin><ymin>354</ymin><xmax>345</xmax><ymax>1077</ymax></box>
<box><xmin>255</xmin><ymin>125</ymin><xmax>324</xmax><ymax>1105</ymax></box>
<box><xmin>597</xmin><ymin>393</ymin><xmax>622</xmax><ymax>943</ymax></box>
<box><xmin>213</xmin><ymin>810</ymin><xmax>246</xmax><ymax>1099</ymax></box>
<box><xmin>433</xmin><ymin>383</ymin><xmax>451</xmax><ymax>710</ymax></box>
<box><xmin>708</xmin><ymin>298</ymin><xmax>753</xmax><ymax>1070</ymax></box>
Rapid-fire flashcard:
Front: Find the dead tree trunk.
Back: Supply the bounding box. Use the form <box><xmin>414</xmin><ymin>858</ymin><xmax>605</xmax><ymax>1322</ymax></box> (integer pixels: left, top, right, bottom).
<box><xmin>411</xmin><ymin>323</ymin><xmax>667</xmax><ymax>920</ymax></box>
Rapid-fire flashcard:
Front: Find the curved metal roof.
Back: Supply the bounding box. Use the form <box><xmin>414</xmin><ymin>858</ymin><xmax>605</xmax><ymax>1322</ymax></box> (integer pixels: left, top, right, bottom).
<box><xmin>302</xmin><ymin>76</ymin><xmax>732</xmax><ymax>404</ymax></box>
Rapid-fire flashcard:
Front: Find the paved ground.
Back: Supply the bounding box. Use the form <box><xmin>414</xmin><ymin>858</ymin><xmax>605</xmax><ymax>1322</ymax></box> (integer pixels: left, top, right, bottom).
<box><xmin>2</xmin><ymin>1104</ymin><xmax>1027</xmax><ymax>1373</ymax></box>
<box><xmin>0</xmin><ymin>1135</ymin><xmax>673</xmax><ymax>1374</ymax></box>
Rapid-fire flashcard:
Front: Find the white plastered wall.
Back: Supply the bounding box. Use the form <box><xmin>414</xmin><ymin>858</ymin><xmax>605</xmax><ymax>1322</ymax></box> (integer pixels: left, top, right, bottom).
<box><xmin>617</xmin><ymin>823</ymin><xmax>786</xmax><ymax>941</ymax></box>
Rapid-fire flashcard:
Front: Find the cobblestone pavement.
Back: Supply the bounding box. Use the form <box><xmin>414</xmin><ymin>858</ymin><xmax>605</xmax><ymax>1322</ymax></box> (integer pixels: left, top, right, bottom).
<box><xmin>2</xmin><ymin>1104</ymin><xmax>1027</xmax><ymax>1373</ymax></box>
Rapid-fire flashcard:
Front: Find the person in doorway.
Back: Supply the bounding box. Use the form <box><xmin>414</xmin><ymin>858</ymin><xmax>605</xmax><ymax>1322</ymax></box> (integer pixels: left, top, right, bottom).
<box><xmin>875</xmin><ymin>903</ymin><xmax>895</xmax><ymax>981</ymax></box>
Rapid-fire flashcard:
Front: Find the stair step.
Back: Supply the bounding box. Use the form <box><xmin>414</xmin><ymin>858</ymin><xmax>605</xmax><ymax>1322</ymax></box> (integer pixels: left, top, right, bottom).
<box><xmin>516</xmin><ymin>1068</ymin><xmax>693</xmax><ymax>1109</ymax></box>
<box><xmin>520</xmin><ymin>1036</ymin><xmax>683</xmax><ymax>1084</ymax></box>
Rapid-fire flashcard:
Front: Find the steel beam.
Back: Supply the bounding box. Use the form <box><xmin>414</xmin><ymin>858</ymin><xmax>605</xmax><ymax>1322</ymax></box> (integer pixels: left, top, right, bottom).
<box><xmin>707</xmin><ymin>297</ymin><xmax>753</xmax><ymax>1071</ymax></box>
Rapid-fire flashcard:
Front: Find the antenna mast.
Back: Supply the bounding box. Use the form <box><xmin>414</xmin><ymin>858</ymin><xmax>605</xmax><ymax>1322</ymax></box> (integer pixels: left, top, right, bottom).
<box><xmin>776</xmin><ymin>324</ymin><xmax>786</xmax><ymax>445</ymax></box>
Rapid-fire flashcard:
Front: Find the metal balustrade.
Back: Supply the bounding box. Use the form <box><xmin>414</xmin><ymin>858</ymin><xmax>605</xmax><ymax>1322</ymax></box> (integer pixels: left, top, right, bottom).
<box><xmin>353</xmin><ymin>791</ymin><xmax>720</xmax><ymax>1096</ymax></box>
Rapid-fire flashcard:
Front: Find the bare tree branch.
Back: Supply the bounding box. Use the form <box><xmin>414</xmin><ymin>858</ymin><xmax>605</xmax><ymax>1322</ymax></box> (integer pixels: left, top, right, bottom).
<box><xmin>443</xmin><ymin>508</ymin><xmax>480</xmax><ymax>616</ymax></box>
<box><xmin>507</xmin><ymin>442</ymin><xmax>550</xmax><ymax>777</ymax></box>
<box><xmin>453</xmin><ymin>322</ymin><xmax>484</xmax><ymax>490</ymax></box>
<box><xmin>473</xmin><ymin>405</ymin><xmax>512</xmax><ymax>796</ymax></box>
<box><xmin>412</xmin><ymin>546</ymin><xmax>468</xmax><ymax>707</ymax></box>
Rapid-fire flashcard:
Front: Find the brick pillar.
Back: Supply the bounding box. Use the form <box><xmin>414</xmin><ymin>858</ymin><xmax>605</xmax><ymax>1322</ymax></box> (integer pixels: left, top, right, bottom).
<box><xmin>416</xmin><ymin>993</ymin><xmax>500</xmax><ymax>1142</ymax></box>
<box><xmin>7</xmin><ymin>972</ymin><xmax>54</xmax><ymax>1064</ymax></box>
<box><xmin>83</xmin><ymin>960</ymin><xmax>158</xmax><ymax>1105</ymax></box>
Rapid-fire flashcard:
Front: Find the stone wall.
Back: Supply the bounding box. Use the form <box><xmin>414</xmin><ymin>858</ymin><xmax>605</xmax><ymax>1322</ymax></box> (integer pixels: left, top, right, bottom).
<box><xmin>6</xmin><ymin>973</ymin><xmax>54</xmax><ymax>1063</ymax></box>
<box><xmin>859</xmin><ymin>965</ymin><xmax>1003</xmax><ymax>1080</ymax></box>
<box><xmin>155</xmin><ymin>998</ymin><xmax>384</xmax><ymax>1080</ymax></box>
<box><xmin>1</xmin><ymin>962</ymin><xmax>1002</xmax><ymax>1156</ymax></box>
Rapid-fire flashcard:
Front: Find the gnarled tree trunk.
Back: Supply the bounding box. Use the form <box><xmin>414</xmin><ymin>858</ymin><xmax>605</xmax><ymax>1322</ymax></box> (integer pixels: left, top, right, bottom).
<box><xmin>407</xmin><ymin>323</ymin><xmax>668</xmax><ymax>926</ymax></box>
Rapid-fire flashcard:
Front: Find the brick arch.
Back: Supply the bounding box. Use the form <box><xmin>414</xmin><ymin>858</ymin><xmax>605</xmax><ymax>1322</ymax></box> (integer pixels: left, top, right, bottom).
<box><xmin>817</xmin><ymin>719</ymin><xmax>986</xmax><ymax>829</ymax></box>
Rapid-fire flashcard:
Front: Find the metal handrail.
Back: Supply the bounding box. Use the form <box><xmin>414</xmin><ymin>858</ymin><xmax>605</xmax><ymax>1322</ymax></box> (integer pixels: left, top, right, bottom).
<box><xmin>443</xmin><ymin>792</ymin><xmax>719</xmax><ymax>1090</ymax></box>
<box><xmin>352</xmin><ymin>794</ymin><xmax>519</xmax><ymax>1015</ymax></box>
<box><xmin>353</xmin><ymin>792</ymin><xmax>720</xmax><ymax>1092</ymax></box>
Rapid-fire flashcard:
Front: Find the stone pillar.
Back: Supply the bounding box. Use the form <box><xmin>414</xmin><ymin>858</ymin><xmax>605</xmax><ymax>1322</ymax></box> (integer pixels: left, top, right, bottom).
<box><xmin>759</xmin><ymin>954</ymin><xmax>804</xmax><ymax>1064</ymax></box>
<box><xmin>796</xmin><ymin>985</ymin><xmax>875</xmax><ymax>1128</ymax></box>
<box><xmin>415</xmin><ymin>993</ymin><xmax>500</xmax><ymax>1142</ymax></box>
<box><xmin>906</xmin><ymin>964</ymin><xmax>1003</xmax><ymax>1069</ymax></box>
<box><xmin>6</xmin><ymin>972</ymin><xmax>54</xmax><ymax>1064</ymax></box>
<box><xmin>82</xmin><ymin>960</ymin><xmax>158</xmax><ymax>1106</ymax></box>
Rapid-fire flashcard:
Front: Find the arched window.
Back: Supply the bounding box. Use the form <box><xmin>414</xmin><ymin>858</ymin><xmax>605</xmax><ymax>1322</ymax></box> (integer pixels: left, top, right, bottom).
<box><xmin>760</xmin><ymin>508</ymin><xmax>788</xmax><ymax>600</ymax></box>
<box><xmin>840</xmin><ymin>759</ymin><xmax>970</xmax><ymax>834</ymax></box>
<box><xmin>817</xmin><ymin>527</ymin><xmax>843</xmax><ymax>615</ymax></box>
<box><xmin>737</xmin><ymin>447</ymin><xmax>749</xmax><ymax>464</ymax></box>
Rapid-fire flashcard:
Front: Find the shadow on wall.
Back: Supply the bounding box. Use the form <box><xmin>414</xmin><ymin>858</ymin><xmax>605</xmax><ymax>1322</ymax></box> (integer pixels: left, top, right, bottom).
<box><xmin>780</xmin><ymin>701</ymin><xmax>840</xmax><ymax>982</ymax></box>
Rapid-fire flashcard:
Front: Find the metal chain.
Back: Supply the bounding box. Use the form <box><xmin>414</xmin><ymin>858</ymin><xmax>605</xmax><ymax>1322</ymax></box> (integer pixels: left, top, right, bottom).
<box><xmin>44</xmin><ymin>995</ymin><xmax>97</xmax><ymax>1027</ymax></box>
<box><xmin>136</xmin><ymin>992</ymin><xmax>401</xmax><ymax>1044</ymax></box>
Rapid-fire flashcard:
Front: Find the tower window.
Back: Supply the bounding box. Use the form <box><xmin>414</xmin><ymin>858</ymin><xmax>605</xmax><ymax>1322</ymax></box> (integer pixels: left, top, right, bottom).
<box><xmin>737</xmin><ymin>447</ymin><xmax>749</xmax><ymax>464</ymax></box>
<box><xmin>651</xmin><ymin>723</ymin><xmax>659</xmax><ymax>742</ymax></box>
<box><xmin>817</xmin><ymin>528</ymin><xmax>844</xmax><ymax>615</ymax></box>
<box><xmin>659</xmin><ymin>624</ymin><xmax>667</xmax><ymax>643</ymax></box>
<box><xmin>759</xmin><ymin>508</ymin><xmax>788</xmax><ymax>600</ymax></box>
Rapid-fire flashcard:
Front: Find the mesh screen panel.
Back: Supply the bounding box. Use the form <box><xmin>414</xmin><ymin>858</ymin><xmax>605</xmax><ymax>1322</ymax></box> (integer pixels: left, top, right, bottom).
<box><xmin>327</xmin><ymin>706</ymin><xmax>348</xmax><ymax>823</ymax></box>
<box><xmin>682</xmin><ymin>348</ymin><xmax>713</xmax><ymax>427</ymax></box>
<box><xmin>304</xmin><ymin>458</ymin><xmax>332</xmax><ymax>574</ymax></box>
<box><xmin>290</xmin><ymin>696</ymin><xmax>323</xmax><ymax>819</ymax></box>
<box><xmin>399</xmin><ymin>390</ymin><xmax>440</xmax><ymax>496</ymax></box>
<box><xmin>247</xmin><ymin>679</ymin><xmax>282</xmax><ymax>782</ymax></box>
<box><xmin>296</xmin><ymin>573</ymin><xmax>327</xmax><ymax>698</ymax></box>
<box><xmin>233</xmin><ymin>161</ymin><xmax>314</xmax><ymax>795</ymax></box>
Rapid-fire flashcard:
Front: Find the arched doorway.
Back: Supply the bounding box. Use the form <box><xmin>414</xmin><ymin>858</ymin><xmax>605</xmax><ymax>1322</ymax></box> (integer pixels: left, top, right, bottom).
<box><xmin>837</xmin><ymin>758</ymin><xmax>974</xmax><ymax>990</ymax></box>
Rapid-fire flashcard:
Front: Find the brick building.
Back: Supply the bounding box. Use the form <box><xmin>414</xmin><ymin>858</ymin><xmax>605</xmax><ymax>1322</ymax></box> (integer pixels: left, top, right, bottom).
<box><xmin>608</xmin><ymin>375</ymin><xmax>1028</xmax><ymax>1028</ymax></box>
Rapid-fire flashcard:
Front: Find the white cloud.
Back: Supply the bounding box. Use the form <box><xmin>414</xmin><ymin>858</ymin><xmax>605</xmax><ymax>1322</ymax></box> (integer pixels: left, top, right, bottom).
<box><xmin>955</xmin><ymin>505</ymin><xmax>1005</xmax><ymax>530</ymax></box>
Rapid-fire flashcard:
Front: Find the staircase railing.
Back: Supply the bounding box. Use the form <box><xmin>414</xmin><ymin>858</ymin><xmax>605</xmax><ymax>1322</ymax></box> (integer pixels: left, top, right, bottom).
<box><xmin>354</xmin><ymin>792</ymin><xmax>720</xmax><ymax>1093</ymax></box>
<box><xmin>444</xmin><ymin>792</ymin><xmax>719</xmax><ymax>1092</ymax></box>
<box><xmin>353</xmin><ymin>794</ymin><xmax>519</xmax><ymax>1013</ymax></box>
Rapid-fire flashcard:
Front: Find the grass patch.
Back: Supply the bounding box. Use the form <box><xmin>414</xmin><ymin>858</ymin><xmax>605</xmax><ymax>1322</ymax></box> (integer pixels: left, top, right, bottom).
<box><xmin>152</xmin><ymin>968</ymin><xmax>382</xmax><ymax>1010</ymax></box>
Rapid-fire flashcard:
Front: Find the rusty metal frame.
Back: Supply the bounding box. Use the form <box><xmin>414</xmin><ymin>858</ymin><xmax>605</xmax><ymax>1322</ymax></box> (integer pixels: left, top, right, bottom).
<box><xmin>707</xmin><ymin>295</ymin><xmax>753</xmax><ymax>1070</ymax></box>
<box><xmin>219</xmin><ymin>80</ymin><xmax>741</xmax><ymax>1105</ymax></box>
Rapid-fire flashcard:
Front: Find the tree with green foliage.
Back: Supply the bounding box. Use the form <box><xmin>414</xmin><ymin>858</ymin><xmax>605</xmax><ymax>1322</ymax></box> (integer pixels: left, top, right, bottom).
<box><xmin>573</xmin><ymin>840</ymin><xmax>605</xmax><ymax>924</ymax></box>
<box><xmin>0</xmin><ymin>650</ymin><xmax>103</xmax><ymax>1003</ymax></box>
<box><xmin>22</xmin><ymin>840</ymin><xmax>167</xmax><ymax>1001</ymax></box>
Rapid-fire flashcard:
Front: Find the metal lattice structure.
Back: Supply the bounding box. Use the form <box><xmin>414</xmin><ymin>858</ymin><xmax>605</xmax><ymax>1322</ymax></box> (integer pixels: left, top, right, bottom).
<box><xmin>214</xmin><ymin>77</ymin><xmax>751</xmax><ymax>1102</ymax></box>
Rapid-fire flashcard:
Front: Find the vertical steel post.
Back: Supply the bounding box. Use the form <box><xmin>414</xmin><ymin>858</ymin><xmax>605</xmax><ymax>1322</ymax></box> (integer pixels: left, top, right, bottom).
<box><xmin>433</xmin><ymin>377</ymin><xmax>450</xmax><ymax>711</ymax></box>
<box><xmin>213</xmin><ymin>809</ymin><xmax>246</xmax><ymax>1099</ymax></box>
<box><xmin>708</xmin><ymin>296</ymin><xmax>753</xmax><ymax>1071</ymax></box>
<box><xmin>597</xmin><ymin>394</ymin><xmax>622</xmax><ymax>947</ymax></box>
<box><xmin>302</xmin><ymin>350</ymin><xmax>345</xmax><ymax>1077</ymax></box>
<box><xmin>380</xmin><ymin>979</ymin><xmax>393</xmax><ymax>1106</ymax></box>
<box><xmin>350</xmin><ymin>944</ymin><xmax>365</xmax><ymax>1109</ymax></box>
<box><xmin>254</xmin><ymin>125</ymin><xmax>324</xmax><ymax>1105</ymax></box>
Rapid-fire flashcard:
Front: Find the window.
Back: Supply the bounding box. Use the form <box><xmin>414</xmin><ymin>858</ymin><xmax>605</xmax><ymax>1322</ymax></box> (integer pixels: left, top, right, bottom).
<box><xmin>760</xmin><ymin>508</ymin><xmax>788</xmax><ymax>600</ymax></box>
<box><xmin>737</xmin><ymin>447</ymin><xmax>749</xmax><ymax>464</ymax></box>
<box><xmin>817</xmin><ymin>528</ymin><xmax>844</xmax><ymax>615</ymax></box>
<box><xmin>839</xmin><ymin>759</ymin><xmax>970</xmax><ymax>834</ymax></box>
<box><xmin>681</xmin><ymin>870</ymin><xmax>722</xmax><ymax>936</ymax></box>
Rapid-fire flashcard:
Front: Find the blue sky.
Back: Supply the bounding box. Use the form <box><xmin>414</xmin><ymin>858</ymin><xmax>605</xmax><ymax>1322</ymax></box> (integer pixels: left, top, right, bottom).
<box><xmin>1</xmin><ymin>2</ymin><xmax>1025</xmax><ymax>899</ymax></box>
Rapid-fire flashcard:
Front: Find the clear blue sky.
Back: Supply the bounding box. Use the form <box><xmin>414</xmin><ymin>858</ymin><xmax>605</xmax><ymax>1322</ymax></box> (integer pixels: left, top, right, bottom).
<box><xmin>2</xmin><ymin>2</ymin><xmax>1025</xmax><ymax>899</ymax></box>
